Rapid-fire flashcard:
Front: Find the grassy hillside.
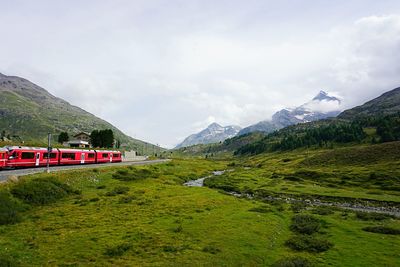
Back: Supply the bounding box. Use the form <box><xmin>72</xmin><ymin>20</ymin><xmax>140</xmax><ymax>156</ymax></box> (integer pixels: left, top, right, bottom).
<box><xmin>0</xmin><ymin>153</ymin><xmax>398</xmax><ymax>266</ymax></box>
<box><xmin>0</xmin><ymin>73</ymin><xmax>160</xmax><ymax>152</ymax></box>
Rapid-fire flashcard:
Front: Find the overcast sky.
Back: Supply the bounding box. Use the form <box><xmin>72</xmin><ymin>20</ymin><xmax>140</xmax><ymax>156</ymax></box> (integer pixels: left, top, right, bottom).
<box><xmin>1</xmin><ymin>0</ymin><xmax>400</xmax><ymax>147</ymax></box>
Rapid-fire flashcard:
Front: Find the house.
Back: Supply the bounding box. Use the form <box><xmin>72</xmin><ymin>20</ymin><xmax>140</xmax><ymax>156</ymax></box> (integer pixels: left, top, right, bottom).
<box><xmin>63</xmin><ymin>140</ymin><xmax>90</xmax><ymax>148</ymax></box>
<box><xmin>74</xmin><ymin>132</ymin><xmax>91</xmax><ymax>142</ymax></box>
<box><xmin>63</xmin><ymin>132</ymin><xmax>91</xmax><ymax>148</ymax></box>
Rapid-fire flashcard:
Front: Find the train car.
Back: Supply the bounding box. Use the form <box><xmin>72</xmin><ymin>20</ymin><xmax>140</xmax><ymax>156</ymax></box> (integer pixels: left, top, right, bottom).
<box><xmin>58</xmin><ymin>149</ymin><xmax>97</xmax><ymax>165</ymax></box>
<box><xmin>95</xmin><ymin>150</ymin><xmax>122</xmax><ymax>163</ymax></box>
<box><xmin>1</xmin><ymin>146</ymin><xmax>123</xmax><ymax>169</ymax></box>
<box><xmin>5</xmin><ymin>146</ymin><xmax>60</xmax><ymax>168</ymax></box>
<box><xmin>0</xmin><ymin>148</ymin><xmax>7</xmax><ymax>169</ymax></box>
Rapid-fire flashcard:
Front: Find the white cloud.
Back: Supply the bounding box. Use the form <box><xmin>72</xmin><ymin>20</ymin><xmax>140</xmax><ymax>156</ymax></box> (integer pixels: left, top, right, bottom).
<box><xmin>1</xmin><ymin>1</ymin><xmax>400</xmax><ymax>148</ymax></box>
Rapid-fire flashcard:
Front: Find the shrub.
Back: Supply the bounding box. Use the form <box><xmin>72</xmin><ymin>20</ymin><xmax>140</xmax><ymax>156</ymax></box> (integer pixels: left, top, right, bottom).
<box><xmin>11</xmin><ymin>177</ymin><xmax>78</xmax><ymax>205</ymax></box>
<box><xmin>118</xmin><ymin>195</ymin><xmax>136</xmax><ymax>204</ymax></box>
<box><xmin>0</xmin><ymin>255</ymin><xmax>19</xmax><ymax>267</ymax></box>
<box><xmin>112</xmin><ymin>168</ymin><xmax>155</xmax><ymax>181</ymax></box>
<box><xmin>248</xmin><ymin>205</ymin><xmax>272</xmax><ymax>213</ymax></box>
<box><xmin>362</xmin><ymin>226</ymin><xmax>400</xmax><ymax>235</ymax></box>
<box><xmin>0</xmin><ymin>191</ymin><xmax>24</xmax><ymax>225</ymax></box>
<box><xmin>272</xmin><ymin>256</ymin><xmax>311</xmax><ymax>267</ymax></box>
<box><xmin>290</xmin><ymin>215</ymin><xmax>322</xmax><ymax>235</ymax></box>
<box><xmin>311</xmin><ymin>206</ymin><xmax>335</xmax><ymax>215</ymax></box>
<box><xmin>285</xmin><ymin>235</ymin><xmax>333</xmax><ymax>252</ymax></box>
<box><xmin>202</xmin><ymin>245</ymin><xmax>221</xmax><ymax>254</ymax></box>
<box><xmin>104</xmin><ymin>243</ymin><xmax>132</xmax><ymax>257</ymax></box>
<box><xmin>291</xmin><ymin>202</ymin><xmax>307</xmax><ymax>213</ymax></box>
<box><xmin>355</xmin><ymin>211</ymin><xmax>393</xmax><ymax>221</ymax></box>
<box><xmin>105</xmin><ymin>186</ymin><xmax>130</xmax><ymax>196</ymax></box>
<box><xmin>284</xmin><ymin>176</ymin><xmax>303</xmax><ymax>182</ymax></box>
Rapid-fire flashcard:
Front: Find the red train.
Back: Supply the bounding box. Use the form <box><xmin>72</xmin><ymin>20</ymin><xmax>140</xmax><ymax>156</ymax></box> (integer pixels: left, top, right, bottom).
<box><xmin>0</xmin><ymin>146</ymin><xmax>122</xmax><ymax>169</ymax></box>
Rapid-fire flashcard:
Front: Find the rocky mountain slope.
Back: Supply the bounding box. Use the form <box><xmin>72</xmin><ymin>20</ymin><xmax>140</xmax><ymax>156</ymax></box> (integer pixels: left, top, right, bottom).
<box><xmin>338</xmin><ymin>87</ymin><xmax>400</xmax><ymax>119</ymax></box>
<box><xmin>176</xmin><ymin>123</ymin><xmax>241</xmax><ymax>148</ymax></box>
<box><xmin>0</xmin><ymin>73</ymin><xmax>156</xmax><ymax>151</ymax></box>
<box><xmin>238</xmin><ymin>90</ymin><xmax>342</xmax><ymax>135</ymax></box>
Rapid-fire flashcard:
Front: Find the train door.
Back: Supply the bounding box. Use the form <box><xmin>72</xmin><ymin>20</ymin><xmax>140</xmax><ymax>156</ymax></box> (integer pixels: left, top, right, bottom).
<box><xmin>110</xmin><ymin>153</ymin><xmax>113</xmax><ymax>163</ymax></box>
<box><xmin>81</xmin><ymin>153</ymin><xmax>85</xmax><ymax>164</ymax></box>
<box><xmin>35</xmin><ymin>152</ymin><xmax>40</xmax><ymax>166</ymax></box>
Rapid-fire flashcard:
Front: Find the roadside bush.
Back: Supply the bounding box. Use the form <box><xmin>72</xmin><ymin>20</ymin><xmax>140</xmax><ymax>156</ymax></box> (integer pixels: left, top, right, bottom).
<box><xmin>290</xmin><ymin>215</ymin><xmax>322</xmax><ymax>235</ymax></box>
<box><xmin>0</xmin><ymin>191</ymin><xmax>25</xmax><ymax>225</ymax></box>
<box><xmin>272</xmin><ymin>256</ymin><xmax>311</xmax><ymax>267</ymax></box>
<box><xmin>10</xmin><ymin>177</ymin><xmax>78</xmax><ymax>205</ymax></box>
<box><xmin>311</xmin><ymin>206</ymin><xmax>335</xmax><ymax>215</ymax></box>
<box><xmin>285</xmin><ymin>235</ymin><xmax>333</xmax><ymax>253</ymax></box>
<box><xmin>104</xmin><ymin>243</ymin><xmax>132</xmax><ymax>257</ymax></box>
<box><xmin>105</xmin><ymin>186</ymin><xmax>130</xmax><ymax>196</ymax></box>
<box><xmin>362</xmin><ymin>226</ymin><xmax>400</xmax><ymax>235</ymax></box>
<box><xmin>355</xmin><ymin>211</ymin><xmax>393</xmax><ymax>221</ymax></box>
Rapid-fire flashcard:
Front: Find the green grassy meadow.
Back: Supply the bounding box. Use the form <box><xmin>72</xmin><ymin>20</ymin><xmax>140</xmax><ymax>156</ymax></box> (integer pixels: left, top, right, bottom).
<box><xmin>1</xmin><ymin>144</ymin><xmax>399</xmax><ymax>266</ymax></box>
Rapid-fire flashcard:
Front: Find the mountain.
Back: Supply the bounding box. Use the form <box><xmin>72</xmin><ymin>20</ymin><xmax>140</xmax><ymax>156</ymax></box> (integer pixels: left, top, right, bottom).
<box><xmin>238</xmin><ymin>90</ymin><xmax>342</xmax><ymax>135</ymax></box>
<box><xmin>176</xmin><ymin>122</ymin><xmax>241</xmax><ymax>148</ymax></box>
<box><xmin>0</xmin><ymin>72</ymin><xmax>158</xmax><ymax>151</ymax></box>
<box><xmin>338</xmin><ymin>87</ymin><xmax>400</xmax><ymax>120</ymax></box>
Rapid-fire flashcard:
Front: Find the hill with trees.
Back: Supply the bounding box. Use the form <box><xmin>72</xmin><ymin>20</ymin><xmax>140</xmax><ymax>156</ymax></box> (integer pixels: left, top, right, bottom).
<box><xmin>0</xmin><ymin>73</ymin><xmax>160</xmax><ymax>152</ymax></box>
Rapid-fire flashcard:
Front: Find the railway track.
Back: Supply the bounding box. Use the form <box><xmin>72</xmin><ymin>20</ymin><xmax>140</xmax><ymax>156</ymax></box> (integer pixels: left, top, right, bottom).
<box><xmin>0</xmin><ymin>159</ymin><xmax>170</xmax><ymax>182</ymax></box>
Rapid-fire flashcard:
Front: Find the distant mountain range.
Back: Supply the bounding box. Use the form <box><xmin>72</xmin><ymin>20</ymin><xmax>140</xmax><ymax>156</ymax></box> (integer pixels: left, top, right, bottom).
<box><xmin>175</xmin><ymin>85</ymin><xmax>400</xmax><ymax>155</ymax></box>
<box><xmin>177</xmin><ymin>90</ymin><xmax>342</xmax><ymax>148</ymax></box>
<box><xmin>175</xmin><ymin>123</ymin><xmax>241</xmax><ymax>148</ymax></box>
<box><xmin>0</xmin><ymin>72</ymin><xmax>158</xmax><ymax>151</ymax></box>
<box><xmin>238</xmin><ymin>90</ymin><xmax>342</xmax><ymax>135</ymax></box>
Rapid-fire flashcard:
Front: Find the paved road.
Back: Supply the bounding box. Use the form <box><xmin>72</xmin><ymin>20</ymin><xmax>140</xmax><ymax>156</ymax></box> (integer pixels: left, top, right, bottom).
<box><xmin>0</xmin><ymin>159</ymin><xmax>170</xmax><ymax>182</ymax></box>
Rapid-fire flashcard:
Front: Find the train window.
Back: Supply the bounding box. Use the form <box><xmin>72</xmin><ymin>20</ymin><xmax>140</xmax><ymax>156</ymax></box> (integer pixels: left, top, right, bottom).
<box><xmin>62</xmin><ymin>153</ymin><xmax>76</xmax><ymax>160</ymax></box>
<box><xmin>88</xmin><ymin>154</ymin><xmax>95</xmax><ymax>159</ymax></box>
<box><xmin>113</xmin><ymin>154</ymin><xmax>119</xmax><ymax>157</ymax></box>
<box><xmin>43</xmin><ymin>153</ymin><xmax>57</xmax><ymax>159</ymax></box>
<box><xmin>102</xmin><ymin>153</ymin><xmax>108</xmax><ymax>158</ymax></box>
<box><xmin>21</xmin><ymin>152</ymin><xmax>35</xmax><ymax>159</ymax></box>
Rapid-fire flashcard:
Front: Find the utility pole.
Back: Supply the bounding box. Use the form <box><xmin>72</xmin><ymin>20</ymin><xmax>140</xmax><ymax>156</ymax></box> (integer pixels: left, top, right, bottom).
<box><xmin>46</xmin><ymin>133</ymin><xmax>52</xmax><ymax>173</ymax></box>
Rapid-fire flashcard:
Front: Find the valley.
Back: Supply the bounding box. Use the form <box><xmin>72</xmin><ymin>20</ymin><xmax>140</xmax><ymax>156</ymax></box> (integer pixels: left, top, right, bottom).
<box><xmin>0</xmin><ymin>139</ymin><xmax>399</xmax><ymax>266</ymax></box>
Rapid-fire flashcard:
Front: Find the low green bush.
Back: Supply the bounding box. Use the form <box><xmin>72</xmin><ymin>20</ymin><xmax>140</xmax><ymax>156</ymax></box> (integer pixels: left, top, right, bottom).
<box><xmin>272</xmin><ymin>256</ymin><xmax>311</xmax><ymax>267</ymax></box>
<box><xmin>248</xmin><ymin>205</ymin><xmax>272</xmax><ymax>213</ymax></box>
<box><xmin>104</xmin><ymin>243</ymin><xmax>132</xmax><ymax>257</ymax></box>
<box><xmin>202</xmin><ymin>245</ymin><xmax>221</xmax><ymax>254</ymax></box>
<box><xmin>0</xmin><ymin>191</ymin><xmax>25</xmax><ymax>225</ymax></box>
<box><xmin>290</xmin><ymin>215</ymin><xmax>322</xmax><ymax>235</ymax></box>
<box><xmin>0</xmin><ymin>254</ymin><xmax>19</xmax><ymax>267</ymax></box>
<box><xmin>291</xmin><ymin>202</ymin><xmax>307</xmax><ymax>213</ymax></box>
<box><xmin>118</xmin><ymin>195</ymin><xmax>136</xmax><ymax>204</ymax></box>
<box><xmin>362</xmin><ymin>226</ymin><xmax>400</xmax><ymax>235</ymax></box>
<box><xmin>355</xmin><ymin>211</ymin><xmax>393</xmax><ymax>221</ymax></box>
<box><xmin>112</xmin><ymin>168</ymin><xmax>156</xmax><ymax>181</ymax></box>
<box><xmin>311</xmin><ymin>206</ymin><xmax>335</xmax><ymax>215</ymax></box>
<box><xmin>10</xmin><ymin>177</ymin><xmax>78</xmax><ymax>205</ymax></box>
<box><xmin>285</xmin><ymin>235</ymin><xmax>333</xmax><ymax>253</ymax></box>
<box><xmin>105</xmin><ymin>186</ymin><xmax>130</xmax><ymax>196</ymax></box>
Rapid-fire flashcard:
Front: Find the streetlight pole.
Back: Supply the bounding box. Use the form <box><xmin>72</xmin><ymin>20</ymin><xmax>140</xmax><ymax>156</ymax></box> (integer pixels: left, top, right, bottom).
<box><xmin>46</xmin><ymin>133</ymin><xmax>51</xmax><ymax>173</ymax></box>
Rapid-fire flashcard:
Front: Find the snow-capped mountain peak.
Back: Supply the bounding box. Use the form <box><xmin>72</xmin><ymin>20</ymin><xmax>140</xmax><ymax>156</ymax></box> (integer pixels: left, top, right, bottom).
<box><xmin>238</xmin><ymin>90</ymin><xmax>343</xmax><ymax>136</ymax></box>
<box><xmin>176</xmin><ymin>123</ymin><xmax>242</xmax><ymax>148</ymax></box>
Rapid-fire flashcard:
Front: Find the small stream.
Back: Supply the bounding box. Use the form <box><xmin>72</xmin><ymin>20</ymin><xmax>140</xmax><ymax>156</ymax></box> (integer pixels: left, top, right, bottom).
<box><xmin>183</xmin><ymin>172</ymin><xmax>400</xmax><ymax>217</ymax></box>
<box><xmin>183</xmin><ymin>170</ymin><xmax>226</xmax><ymax>187</ymax></box>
